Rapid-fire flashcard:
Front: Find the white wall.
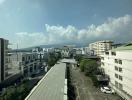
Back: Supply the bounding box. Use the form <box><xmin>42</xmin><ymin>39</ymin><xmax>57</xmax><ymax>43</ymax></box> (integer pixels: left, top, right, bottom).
<box><xmin>101</xmin><ymin>50</ymin><xmax>132</xmax><ymax>99</ymax></box>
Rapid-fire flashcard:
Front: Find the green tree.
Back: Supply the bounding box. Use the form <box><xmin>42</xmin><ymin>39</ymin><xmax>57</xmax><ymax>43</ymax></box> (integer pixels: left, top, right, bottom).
<box><xmin>79</xmin><ymin>59</ymin><xmax>89</xmax><ymax>72</ymax></box>
<box><xmin>47</xmin><ymin>52</ymin><xmax>61</xmax><ymax>67</ymax></box>
<box><xmin>84</xmin><ymin>60</ymin><xmax>98</xmax><ymax>76</ymax></box>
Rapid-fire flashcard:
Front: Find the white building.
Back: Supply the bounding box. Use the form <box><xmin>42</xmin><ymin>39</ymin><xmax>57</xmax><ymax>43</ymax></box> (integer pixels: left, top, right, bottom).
<box><xmin>89</xmin><ymin>40</ymin><xmax>113</xmax><ymax>56</ymax></box>
<box><xmin>100</xmin><ymin>44</ymin><xmax>132</xmax><ymax>100</ymax></box>
<box><xmin>61</xmin><ymin>49</ymin><xmax>69</xmax><ymax>58</ymax></box>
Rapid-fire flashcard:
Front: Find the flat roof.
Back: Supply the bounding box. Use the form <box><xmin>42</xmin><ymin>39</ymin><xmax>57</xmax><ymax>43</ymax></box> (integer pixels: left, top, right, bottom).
<box><xmin>61</xmin><ymin>59</ymin><xmax>77</xmax><ymax>64</ymax></box>
<box><xmin>25</xmin><ymin>62</ymin><xmax>66</xmax><ymax>100</ymax></box>
<box><xmin>112</xmin><ymin>45</ymin><xmax>132</xmax><ymax>51</ymax></box>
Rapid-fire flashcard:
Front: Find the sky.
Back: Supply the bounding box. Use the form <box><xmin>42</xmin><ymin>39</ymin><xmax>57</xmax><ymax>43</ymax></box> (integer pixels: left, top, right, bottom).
<box><xmin>0</xmin><ymin>0</ymin><xmax>132</xmax><ymax>48</ymax></box>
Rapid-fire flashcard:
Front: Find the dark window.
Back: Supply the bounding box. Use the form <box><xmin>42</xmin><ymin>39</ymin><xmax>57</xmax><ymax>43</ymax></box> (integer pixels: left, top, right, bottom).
<box><xmin>119</xmin><ymin>75</ymin><xmax>123</xmax><ymax>81</ymax></box>
<box><xmin>111</xmin><ymin>52</ymin><xmax>116</xmax><ymax>56</ymax></box>
<box><xmin>115</xmin><ymin>59</ymin><xmax>118</xmax><ymax>63</ymax></box>
<box><xmin>22</xmin><ymin>57</ymin><xmax>25</xmax><ymax>61</ymax></box>
<box><xmin>115</xmin><ymin>66</ymin><xmax>118</xmax><ymax>71</ymax></box>
<box><xmin>105</xmin><ymin>52</ymin><xmax>109</xmax><ymax>55</ymax></box>
<box><xmin>119</xmin><ymin>67</ymin><xmax>122</xmax><ymax>72</ymax></box>
<box><xmin>115</xmin><ymin>73</ymin><xmax>118</xmax><ymax>78</ymax></box>
<box><xmin>119</xmin><ymin>60</ymin><xmax>122</xmax><ymax>65</ymax></box>
<box><xmin>29</xmin><ymin>56</ymin><xmax>31</xmax><ymax>60</ymax></box>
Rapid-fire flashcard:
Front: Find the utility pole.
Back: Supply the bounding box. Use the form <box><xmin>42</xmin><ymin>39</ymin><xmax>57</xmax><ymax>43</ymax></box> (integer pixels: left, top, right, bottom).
<box><xmin>16</xmin><ymin>43</ymin><xmax>18</xmax><ymax>61</ymax></box>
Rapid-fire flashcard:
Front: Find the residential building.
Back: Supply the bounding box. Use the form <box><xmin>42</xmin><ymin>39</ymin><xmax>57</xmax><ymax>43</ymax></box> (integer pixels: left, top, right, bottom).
<box><xmin>61</xmin><ymin>49</ymin><xmax>69</xmax><ymax>58</ymax></box>
<box><xmin>100</xmin><ymin>44</ymin><xmax>132</xmax><ymax>100</ymax></box>
<box><xmin>89</xmin><ymin>40</ymin><xmax>113</xmax><ymax>56</ymax></box>
<box><xmin>0</xmin><ymin>38</ymin><xmax>9</xmax><ymax>83</ymax></box>
<box><xmin>8</xmin><ymin>52</ymin><xmax>39</xmax><ymax>77</ymax></box>
<box><xmin>83</xmin><ymin>47</ymin><xmax>90</xmax><ymax>55</ymax></box>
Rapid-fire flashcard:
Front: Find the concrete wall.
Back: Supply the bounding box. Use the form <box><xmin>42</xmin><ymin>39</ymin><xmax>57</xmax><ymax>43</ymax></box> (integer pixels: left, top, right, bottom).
<box><xmin>101</xmin><ymin>50</ymin><xmax>132</xmax><ymax>100</ymax></box>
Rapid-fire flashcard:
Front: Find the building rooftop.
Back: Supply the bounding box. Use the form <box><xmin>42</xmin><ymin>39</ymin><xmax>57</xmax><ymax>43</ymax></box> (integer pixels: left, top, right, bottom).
<box><xmin>25</xmin><ymin>62</ymin><xmax>66</xmax><ymax>100</ymax></box>
<box><xmin>61</xmin><ymin>59</ymin><xmax>77</xmax><ymax>64</ymax></box>
<box><xmin>112</xmin><ymin>44</ymin><xmax>132</xmax><ymax>51</ymax></box>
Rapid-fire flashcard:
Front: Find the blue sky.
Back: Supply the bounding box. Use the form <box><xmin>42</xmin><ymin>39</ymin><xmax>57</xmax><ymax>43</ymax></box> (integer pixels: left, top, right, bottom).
<box><xmin>0</xmin><ymin>0</ymin><xmax>132</xmax><ymax>48</ymax></box>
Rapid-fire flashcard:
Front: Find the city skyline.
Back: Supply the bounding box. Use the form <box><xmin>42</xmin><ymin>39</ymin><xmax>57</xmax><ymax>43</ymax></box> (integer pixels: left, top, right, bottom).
<box><xmin>0</xmin><ymin>0</ymin><xmax>132</xmax><ymax>48</ymax></box>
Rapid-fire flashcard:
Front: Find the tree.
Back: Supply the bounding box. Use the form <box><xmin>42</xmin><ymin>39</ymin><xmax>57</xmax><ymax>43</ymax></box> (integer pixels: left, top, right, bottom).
<box><xmin>79</xmin><ymin>59</ymin><xmax>90</xmax><ymax>72</ymax></box>
<box><xmin>84</xmin><ymin>60</ymin><xmax>98</xmax><ymax>76</ymax></box>
<box><xmin>47</xmin><ymin>52</ymin><xmax>61</xmax><ymax>67</ymax></box>
<box><xmin>79</xmin><ymin>58</ymin><xmax>100</xmax><ymax>87</ymax></box>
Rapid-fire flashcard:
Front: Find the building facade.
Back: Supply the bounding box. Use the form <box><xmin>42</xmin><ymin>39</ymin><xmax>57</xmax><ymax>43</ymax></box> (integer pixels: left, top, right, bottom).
<box><xmin>0</xmin><ymin>38</ymin><xmax>9</xmax><ymax>83</ymax></box>
<box><xmin>89</xmin><ymin>40</ymin><xmax>113</xmax><ymax>56</ymax></box>
<box><xmin>100</xmin><ymin>45</ymin><xmax>132</xmax><ymax>100</ymax></box>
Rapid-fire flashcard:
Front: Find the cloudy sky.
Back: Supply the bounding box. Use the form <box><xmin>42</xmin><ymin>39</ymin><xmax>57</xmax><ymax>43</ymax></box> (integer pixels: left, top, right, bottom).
<box><xmin>0</xmin><ymin>0</ymin><xmax>132</xmax><ymax>48</ymax></box>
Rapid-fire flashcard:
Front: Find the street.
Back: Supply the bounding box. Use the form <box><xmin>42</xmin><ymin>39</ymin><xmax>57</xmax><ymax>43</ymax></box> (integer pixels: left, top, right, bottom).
<box><xmin>71</xmin><ymin>67</ymin><xmax>121</xmax><ymax>100</ymax></box>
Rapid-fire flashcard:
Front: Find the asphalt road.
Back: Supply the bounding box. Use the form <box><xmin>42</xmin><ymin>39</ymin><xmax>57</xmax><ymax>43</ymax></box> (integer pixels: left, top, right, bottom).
<box><xmin>70</xmin><ymin>67</ymin><xmax>122</xmax><ymax>100</ymax></box>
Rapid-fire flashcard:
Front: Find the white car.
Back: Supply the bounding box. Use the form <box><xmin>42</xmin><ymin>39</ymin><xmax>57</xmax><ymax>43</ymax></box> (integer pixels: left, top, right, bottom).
<box><xmin>100</xmin><ymin>86</ymin><xmax>115</xmax><ymax>94</ymax></box>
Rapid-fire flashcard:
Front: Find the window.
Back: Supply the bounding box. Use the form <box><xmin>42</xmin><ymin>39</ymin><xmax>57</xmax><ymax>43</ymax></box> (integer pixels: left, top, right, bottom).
<box><xmin>101</xmin><ymin>57</ymin><xmax>104</xmax><ymax>60</ymax></box>
<box><xmin>115</xmin><ymin>81</ymin><xmax>118</xmax><ymax>87</ymax></box>
<box><xmin>119</xmin><ymin>60</ymin><xmax>122</xmax><ymax>65</ymax></box>
<box><xmin>119</xmin><ymin>75</ymin><xmax>123</xmax><ymax>81</ymax></box>
<box><xmin>29</xmin><ymin>56</ymin><xmax>31</xmax><ymax>60</ymax></box>
<box><xmin>119</xmin><ymin>83</ymin><xmax>123</xmax><ymax>90</ymax></box>
<box><xmin>115</xmin><ymin>66</ymin><xmax>118</xmax><ymax>71</ymax></box>
<box><xmin>115</xmin><ymin>73</ymin><xmax>118</xmax><ymax>78</ymax></box>
<box><xmin>119</xmin><ymin>67</ymin><xmax>122</xmax><ymax>72</ymax></box>
<box><xmin>115</xmin><ymin>59</ymin><xmax>118</xmax><ymax>63</ymax></box>
<box><xmin>111</xmin><ymin>51</ymin><xmax>116</xmax><ymax>56</ymax></box>
<box><xmin>22</xmin><ymin>57</ymin><xmax>25</xmax><ymax>61</ymax></box>
<box><xmin>105</xmin><ymin>52</ymin><xmax>109</xmax><ymax>55</ymax></box>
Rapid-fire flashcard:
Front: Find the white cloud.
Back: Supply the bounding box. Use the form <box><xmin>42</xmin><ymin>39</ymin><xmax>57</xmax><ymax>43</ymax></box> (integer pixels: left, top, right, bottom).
<box><xmin>46</xmin><ymin>15</ymin><xmax>132</xmax><ymax>41</ymax></box>
<box><xmin>10</xmin><ymin>14</ymin><xmax>132</xmax><ymax>48</ymax></box>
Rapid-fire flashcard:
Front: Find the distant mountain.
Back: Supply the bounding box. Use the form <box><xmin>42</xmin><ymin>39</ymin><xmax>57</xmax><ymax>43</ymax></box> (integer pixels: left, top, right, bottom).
<box><xmin>11</xmin><ymin>43</ymin><xmax>87</xmax><ymax>52</ymax></box>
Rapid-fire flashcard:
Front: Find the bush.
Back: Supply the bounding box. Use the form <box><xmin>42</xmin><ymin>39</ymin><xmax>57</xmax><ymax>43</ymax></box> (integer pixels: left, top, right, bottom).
<box><xmin>0</xmin><ymin>81</ymin><xmax>30</xmax><ymax>100</ymax></box>
<box><xmin>90</xmin><ymin>75</ymin><xmax>99</xmax><ymax>87</ymax></box>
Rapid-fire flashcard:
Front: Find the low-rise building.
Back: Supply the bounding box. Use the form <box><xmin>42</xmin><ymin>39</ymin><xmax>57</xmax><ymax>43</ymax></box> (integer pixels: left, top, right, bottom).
<box><xmin>100</xmin><ymin>44</ymin><xmax>132</xmax><ymax>100</ymax></box>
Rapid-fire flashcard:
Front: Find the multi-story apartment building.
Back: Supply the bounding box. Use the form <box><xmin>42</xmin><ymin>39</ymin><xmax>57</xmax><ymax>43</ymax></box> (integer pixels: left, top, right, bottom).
<box><xmin>8</xmin><ymin>52</ymin><xmax>39</xmax><ymax>77</ymax></box>
<box><xmin>0</xmin><ymin>38</ymin><xmax>9</xmax><ymax>83</ymax></box>
<box><xmin>89</xmin><ymin>40</ymin><xmax>113</xmax><ymax>56</ymax></box>
<box><xmin>100</xmin><ymin>44</ymin><xmax>132</xmax><ymax>100</ymax></box>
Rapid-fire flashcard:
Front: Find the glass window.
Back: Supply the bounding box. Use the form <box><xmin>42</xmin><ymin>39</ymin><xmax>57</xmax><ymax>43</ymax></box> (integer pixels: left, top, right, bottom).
<box><xmin>22</xmin><ymin>57</ymin><xmax>25</xmax><ymax>61</ymax></box>
<box><xmin>29</xmin><ymin>56</ymin><xmax>31</xmax><ymax>60</ymax></box>
<box><xmin>105</xmin><ymin>52</ymin><xmax>109</xmax><ymax>55</ymax></box>
<box><xmin>119</xmin><ymin>75</ymin><xmax>123</xmax><ymax>81</ymax></box>
<box><xmin>119</xmin><ymin>67</ymin><xmax>122</xmax><ymax>72</ymax></box>
<box><xmin>111</xmin><ymin>52</ymin><xmax>116</xmax><ymax>56</ymax></box>
<box><xmin>115</xmin><ymin>73</ymin><xmax>118</xmax><ymax>78</ymax></box>
<box><xmin>119</xmin><ymin>60</ymin><xmax>122</xmax><ymax>65</ymax></box>
<box><xmin>115</xmin><ymin>59</ymin><xmax>118</xmax><ymax>63</ymax></box>
<box><xmin>119</xmin><ymin>83</ymin><xmax>123</xmax><ymax>90</ymax></box>
<box><xmin>115</xmin><ymin>66</ymin><xmax>118</xmax><ymax>71</ymax></box>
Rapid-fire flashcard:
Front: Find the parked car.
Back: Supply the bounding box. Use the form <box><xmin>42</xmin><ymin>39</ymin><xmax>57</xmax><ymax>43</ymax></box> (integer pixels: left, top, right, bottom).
<box><xmin>100</xmin><ymin>86</ymin><xmax>115</xmax><ymax>94</ymax></box>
